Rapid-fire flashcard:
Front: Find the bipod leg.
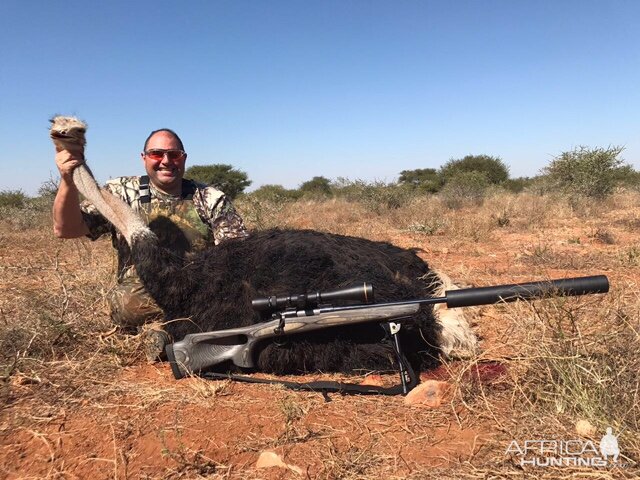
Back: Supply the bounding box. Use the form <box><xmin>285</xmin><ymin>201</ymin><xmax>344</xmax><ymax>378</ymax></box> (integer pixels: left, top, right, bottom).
<box><xmin>387</xmin><ymin>322</ymin><xmax>410</xmax><ymax>395</ymax></box>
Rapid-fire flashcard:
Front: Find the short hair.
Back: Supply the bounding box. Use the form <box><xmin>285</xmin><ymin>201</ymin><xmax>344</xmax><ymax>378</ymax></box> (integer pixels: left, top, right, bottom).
<box><xmin>143</xmin><ymin>128</ymin><xmax>185</xmax><ymax>151</ymax></box>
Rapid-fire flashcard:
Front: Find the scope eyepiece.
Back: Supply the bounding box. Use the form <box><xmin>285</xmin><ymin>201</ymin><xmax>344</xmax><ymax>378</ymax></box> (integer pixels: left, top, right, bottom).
<box><xmin>251</xmin><ymin>283</ymin><xmax>374</xmax><ymax>313</ymax></box>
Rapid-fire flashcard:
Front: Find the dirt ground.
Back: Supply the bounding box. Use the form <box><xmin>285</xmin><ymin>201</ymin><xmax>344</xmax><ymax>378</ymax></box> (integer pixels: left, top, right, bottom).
<box><xmin>1</xmin><ymin>193</ymin><xmax>638</xmax><ymax>479</ymax></box>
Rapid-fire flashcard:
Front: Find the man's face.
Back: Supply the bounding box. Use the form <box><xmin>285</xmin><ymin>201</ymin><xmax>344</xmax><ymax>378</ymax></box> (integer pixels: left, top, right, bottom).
<box><xmin>141</xmin><ymin>131</ymin><xmax>187</xmax><ymax>193</ymax></box>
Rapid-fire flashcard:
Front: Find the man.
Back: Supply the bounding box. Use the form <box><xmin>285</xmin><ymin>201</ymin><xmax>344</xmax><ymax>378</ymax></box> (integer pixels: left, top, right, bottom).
<box><xmin>53</xmin><ymin>128</ymin><xmax>248</xmax><ymax>351</ymax></box>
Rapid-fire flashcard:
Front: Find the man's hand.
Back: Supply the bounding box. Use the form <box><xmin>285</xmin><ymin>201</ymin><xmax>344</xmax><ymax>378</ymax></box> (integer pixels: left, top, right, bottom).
<box><xmin>50</xmin><ymin>116</ymin><xmax>91</xmax><ymax>238</ymax></box>
<box><xmin>55</xmin><ymin>149</ymin><xmax>85</xmax><ymax>182</ymax></box>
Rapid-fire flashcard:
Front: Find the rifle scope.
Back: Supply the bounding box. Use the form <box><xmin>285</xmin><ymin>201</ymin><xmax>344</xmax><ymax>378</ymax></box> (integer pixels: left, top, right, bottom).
<box><xmin>252</xmin><ymin>283</ymin><xmax>374</xmax><ymax>313</ymax></box>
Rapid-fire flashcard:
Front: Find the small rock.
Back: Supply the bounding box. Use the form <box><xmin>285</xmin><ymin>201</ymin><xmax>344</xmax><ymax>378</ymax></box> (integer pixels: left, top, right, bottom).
<box><xmin>404</xmin><ymin>380</ymin><xmax>452</xmax><ymax>408</ymax></box>
<box><xmin>576</xmin><ymin>419</ymin><xmax>596</xmax><ymax>436</ymax></box>
<box><xmin>256</xmin><ymin>450</ymin><xmax>303</xmax><ymax>475</ymax></box>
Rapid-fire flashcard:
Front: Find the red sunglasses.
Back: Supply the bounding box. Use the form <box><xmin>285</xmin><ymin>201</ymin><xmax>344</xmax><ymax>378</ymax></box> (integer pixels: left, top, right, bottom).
<box><xmin>144</xmin><ymin>149</ymin><xmax>186</xmax><ymax>161</ymax></box>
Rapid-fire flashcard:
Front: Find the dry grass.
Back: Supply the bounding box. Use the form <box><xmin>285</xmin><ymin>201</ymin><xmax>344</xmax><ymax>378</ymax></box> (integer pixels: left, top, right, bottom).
<box><xmin>1</xmin><ymin>189</ymin><xmax>639</xmax><ymax>478</ymax></box>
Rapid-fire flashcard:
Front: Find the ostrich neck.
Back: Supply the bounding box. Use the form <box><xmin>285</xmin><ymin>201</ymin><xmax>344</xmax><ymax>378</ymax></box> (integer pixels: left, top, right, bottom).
<box><xmin>72</xmin><ymin>164</ymin><xmax>151</xmax><ymax>245</ymax></box>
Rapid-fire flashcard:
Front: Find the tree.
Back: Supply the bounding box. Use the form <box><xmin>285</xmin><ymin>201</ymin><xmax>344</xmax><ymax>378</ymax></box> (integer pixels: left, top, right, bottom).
<box><xmin>398</xmin><ymin>168</ymin><xmax>440</xmax><ymax>193</ymax></box>
<box><xmin>542</xmin><ymin>146</ymin><xmax>626</xmax><ymax>198</ymax></box>
<box><xmin>439</xmin><ymin>155</ymin><xmax>509</xmax><ymax>185</ymax></box>
<box><xmin>299</xmin><ymin>176</ymin><xmax>333</xmax><ymax>197</ymax></box>
<box><xmin>185</xmin><ymin>164</ymin><xmax>251</xmax><ymax>199</ymax></box>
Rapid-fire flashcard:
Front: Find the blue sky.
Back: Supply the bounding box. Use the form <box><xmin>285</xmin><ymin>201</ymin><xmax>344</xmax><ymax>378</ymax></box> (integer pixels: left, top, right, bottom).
<box><xmin>1</xmin><ymin>1</ymin><xmax>638</xmax><ymax>194</ymax></box>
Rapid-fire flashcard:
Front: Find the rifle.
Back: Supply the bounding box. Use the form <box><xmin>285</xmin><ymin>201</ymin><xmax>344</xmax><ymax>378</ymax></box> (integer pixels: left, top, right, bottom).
<box><xmin>166</xmin><ymin>275</ymin><xmax>609</xmax><ymax>392</ymax></box>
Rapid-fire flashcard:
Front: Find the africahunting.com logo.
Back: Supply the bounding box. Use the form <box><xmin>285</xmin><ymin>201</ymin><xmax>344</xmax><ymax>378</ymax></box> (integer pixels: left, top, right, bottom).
<box><xmin>506</xmin><ymin>427</ymin><xmax>624</xmax><ymax>468</ymax></box>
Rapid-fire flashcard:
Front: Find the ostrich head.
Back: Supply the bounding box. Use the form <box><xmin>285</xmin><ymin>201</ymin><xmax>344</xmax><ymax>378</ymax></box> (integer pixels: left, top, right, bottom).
<box><xmin>49</xmin><ymin>116</ymin><xmax>87</xmax><ymax>151</ymax></box>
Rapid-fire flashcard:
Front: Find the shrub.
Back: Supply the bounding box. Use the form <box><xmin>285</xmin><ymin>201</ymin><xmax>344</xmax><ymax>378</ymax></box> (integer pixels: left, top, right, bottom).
<box><xmin>515</xmin><ymin>297</ymin><xmax>640</xmax><ymax>448</ymax></box>
<box><xmin>299</xmin><ymin>176</ymin><xmax>333</xmax><ymax>199</ymax></box>
<box><xmin>438</xmin><ymin>171</ymin><xmax>490</xmax><ymax>209</ymax></box>
<box><xmin>439</xmin><ymin>154</ymin><xmax>509</xmax><ymax>185</ymax></box>
<box><xmin>185</xmin><ymin>164</ymin><xmax>251</xmax><ymax>199</ymax></box>
<box><xmin>0</xmin><ymin>183</ymin><xmax>60</xmax><ymax>230</ymax></box>
<box><xmin>0</xmin><ymin>198</ymin><xmax>52</xmax><ymax>230</ymax></box>
<box><xmin>406</xmin><ymin>219</ymin><xmax>446</xmax><ymax>236</ymax></box>
<box><xmin>502</xmin><ymin>176</ymin><xmax>534</xmax><ymax>193</ymax></box>
<box><xmin>250</xmin><ymin>184</ymin><xmax>302</xmax><ymax>203</ymax></box>
<box><xmin>0</xmin><ymin>189</ymin><xmax>28</xmax><ymax>208</ymax></box>
<box><xmin>541</xmin><ymin>146</ymin><xmax>627</xmax><ymax>198</ymax></box>
<box><xmin>333</xmin><ymin>178</ymin><xmax>414</xmax><ymax>214</ymax></box>
<box><xmin>611</xmin><ymin>164</ymin><xmax>640</xmax><ymax>190</ymax></box>
<box><xmin>398</xmin><ymin>168</ymin><xmax>440</xmax><ymax>193</ymax></box>
<box><xmin>235</xmin><ymin>194</ymin><xmax>287</xmax><ymax>231</ymax></box>
<box><xmin>236</xmin><ymin>185</ymin><xmax>303</xmax><ymax>230</ymax></box>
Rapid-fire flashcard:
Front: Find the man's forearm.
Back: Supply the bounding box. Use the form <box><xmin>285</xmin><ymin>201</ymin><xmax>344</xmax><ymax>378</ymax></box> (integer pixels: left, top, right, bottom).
<box><xmin>52</xmin><ymin>179</ymin><xmax>90</xmax><ymax>238</ymax></box>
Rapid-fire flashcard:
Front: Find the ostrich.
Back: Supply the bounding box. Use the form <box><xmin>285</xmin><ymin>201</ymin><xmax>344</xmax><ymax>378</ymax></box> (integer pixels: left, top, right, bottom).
<box><xmin>50</xmin><ymin>116</ymin><xmax>477</xmax><ymax>376</ymax></box>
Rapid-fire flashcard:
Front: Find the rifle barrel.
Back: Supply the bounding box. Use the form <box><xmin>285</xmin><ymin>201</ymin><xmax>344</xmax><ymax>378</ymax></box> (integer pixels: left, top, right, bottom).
<box><xmin>314</xmin><ymin>275</ymin><xmax>609</xmax><ymax>313</ymax></box>
<box><xmin>444</xmin><ymin>275</ymin><xmax>609</xmax><ymax>308</ymax></box>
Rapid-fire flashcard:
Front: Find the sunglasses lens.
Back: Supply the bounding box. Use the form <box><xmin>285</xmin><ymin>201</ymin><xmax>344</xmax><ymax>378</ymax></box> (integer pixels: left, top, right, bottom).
<box><xmin>146</xmin><ymin>150</ymin><xmax>164</xmax><ymax>160</ymax></box>
<box><xmin>145</xmin><ymin>149</ymin><xmax>184</xmax><ymax>161</ymax></box>
<box><xmin>167</xmin><ymin>150</ymin><xmax>185</xmax><ymax>160</ymax></box>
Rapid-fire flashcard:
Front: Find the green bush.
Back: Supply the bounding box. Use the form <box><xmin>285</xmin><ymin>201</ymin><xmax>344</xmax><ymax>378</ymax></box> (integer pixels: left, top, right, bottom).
<box><xmin>0</xmin><ymin>189</ymin><xmax>28</xmax><ymax>208</ymax></box>
<box><xmin>0</xmin><ymin>184</ymin><xmax>60</xmax><ymax>230</ymax></box>
<box><xmin>185</xmin><ymin>164</ymin><xmax>251</xmax><ymax>199</ymax></box>
<box><xmin>299</xmin><ymin>176</ymin><xmax>333</xmax><ymax>199</ymax></box>
<box><xmin>236</xmin><ymin>185</ymin><xmax>303</xmax><ymax>231</ymax></box>
<box><xmin>333</xmin><ymin>178</ymin><xmax>413</xmax><ymax>214</ymax></box>
<box><xmin>611</xmin><ymin>164</ymin><xmax>640</xmax><ymax>190</ymax></box>
<box><xmin>541</xmin><ymin>146</ymin><xmax>627</xmax><ymax>198</ymax></box>
<box><xmin>502</xmin><ymin>176</ymin><xmax>534</xmax><ymax>193</ymax></box>
<box><xmin>250</xmin><ymin>184</ymin><xmax>302</xmax><ymax>203</ymax></box>
<box><xmin>0</xmin><ymin>197</ymin><xmax>52</xmax><ymax>230</ymax></box>
<box><xmin>439</xmin><ymin>154</ymin><xmax>509</xmax><ymax>185</ymax></box>
<box><xmin>398</xmin><ymin>168</ymin><xmax>440</xmax><ymax>193</ymax></box>
<box><xmin>521</xmin><ymin>175</ymin><xmax>554</xmax><ymax>196</ymax></box>
<box><xmin>439</xmin><ymin>171</ymin><xmax>490</xmax><ymax>209</ymax></box>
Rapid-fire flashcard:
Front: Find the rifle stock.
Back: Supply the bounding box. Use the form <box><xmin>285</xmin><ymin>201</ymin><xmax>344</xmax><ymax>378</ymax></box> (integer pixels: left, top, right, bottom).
<box><xmin>166</xmin><ymin>303</ymin><xmax>420</xmax><ymax>379</ymax></box>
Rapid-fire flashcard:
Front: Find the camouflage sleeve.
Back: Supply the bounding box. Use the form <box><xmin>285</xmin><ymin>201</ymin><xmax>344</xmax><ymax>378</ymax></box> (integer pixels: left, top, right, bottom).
<box><xmin>195</xmin><ymin>185</ymin><xmax>249</xmax><ymax>245</ymax></box>
<box><xmin>210</xmin><ymin>196</ymin><xmax>249</xmax><ymax>245</ymax></box>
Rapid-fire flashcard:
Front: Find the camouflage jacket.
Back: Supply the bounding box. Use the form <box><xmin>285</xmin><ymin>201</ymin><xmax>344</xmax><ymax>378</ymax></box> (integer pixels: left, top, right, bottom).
<box><xmin>81</xmin><ymin>176</ymin><xmax>248</xmax><ymax>279</ymax></box>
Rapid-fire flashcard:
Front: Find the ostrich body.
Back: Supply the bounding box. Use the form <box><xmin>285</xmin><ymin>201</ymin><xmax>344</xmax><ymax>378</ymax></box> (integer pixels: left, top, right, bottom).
<box><xmin>50</xmin><ymin>116</ymin><xmax>477</xmax><ymax>375</ymax></box>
